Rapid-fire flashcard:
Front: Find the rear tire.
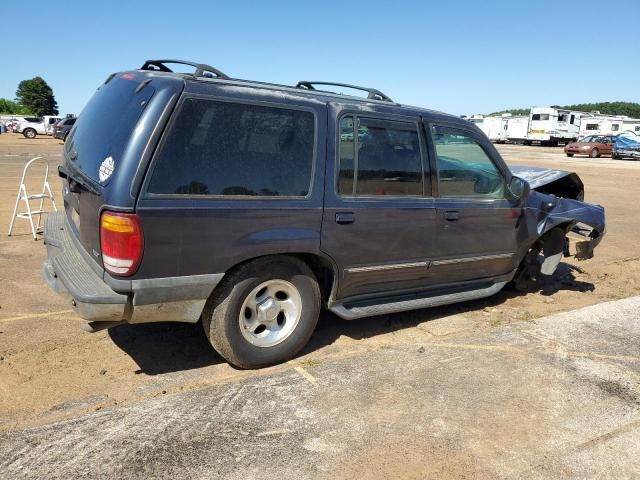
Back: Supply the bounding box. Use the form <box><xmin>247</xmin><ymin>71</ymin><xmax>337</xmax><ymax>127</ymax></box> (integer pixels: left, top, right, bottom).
<box><xmin>23</xmin><ymin>128</ymin><xmax>36</xmax><ymax>139</ymax></box>
<box><xmin>202</xmin><ymin>256</ymin><xmax>321</xmax><ymax>369</ymax></box>
<box><xmin>590</xmin><ymin>148</ymin><xmax>600</xmax><ymax>158</ymax></box>
<box><xmin>566</xmin><ymin>153</ymin><xmax>574</xmax><ymax>157</ymax></box>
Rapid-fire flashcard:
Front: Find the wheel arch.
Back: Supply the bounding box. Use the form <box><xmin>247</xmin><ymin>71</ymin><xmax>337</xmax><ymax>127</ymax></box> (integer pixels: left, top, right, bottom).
<box><xmin>210</xmin><ymin>252</ymin><xmax>338</xmax><ymax>307</ymax></box>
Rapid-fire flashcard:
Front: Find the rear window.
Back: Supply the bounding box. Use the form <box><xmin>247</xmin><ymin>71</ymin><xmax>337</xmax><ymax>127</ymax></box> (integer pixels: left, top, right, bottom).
<box><xmin>65</xmin><ymin>75</ymin><xmax>155</xmax><ymax>183</ymax></box>
<box><xmin>147</xmin><ymin>98</ymin><xmax>315</xmax><ymax>197</ymax></box>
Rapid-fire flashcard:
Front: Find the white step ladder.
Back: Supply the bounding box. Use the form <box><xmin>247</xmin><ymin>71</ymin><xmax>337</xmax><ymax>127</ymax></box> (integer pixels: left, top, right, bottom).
<box><xmin>7</xmin><ymin>156</ymin><xmax>58</xmax><ymax>240</ymax></box>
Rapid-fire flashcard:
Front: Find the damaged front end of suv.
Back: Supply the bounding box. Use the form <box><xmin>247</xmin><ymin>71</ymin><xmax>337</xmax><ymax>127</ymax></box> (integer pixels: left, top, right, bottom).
<box><xmin>510</xmin><ymin>166</ymin><xmax>605</xmax><ymax>289</ymax></box>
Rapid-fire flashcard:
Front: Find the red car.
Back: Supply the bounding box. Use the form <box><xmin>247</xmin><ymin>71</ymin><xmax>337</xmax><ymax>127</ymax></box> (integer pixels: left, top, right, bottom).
<box><xmin>564</xmin><ymin>135</ymin><xmax>615</xmax><ymax>158</ymax></box>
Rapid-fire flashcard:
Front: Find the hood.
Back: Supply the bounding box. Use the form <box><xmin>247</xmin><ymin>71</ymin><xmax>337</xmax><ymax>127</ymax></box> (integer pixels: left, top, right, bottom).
<box><xmin>510</xmin><ymin>165</ymin><xmax>584</xmax><ymax>200</ymax></box>
<box><xmin>510</xmin><ymin>166</ymin><xmax>572</xmax><ymax>189</ymax></box>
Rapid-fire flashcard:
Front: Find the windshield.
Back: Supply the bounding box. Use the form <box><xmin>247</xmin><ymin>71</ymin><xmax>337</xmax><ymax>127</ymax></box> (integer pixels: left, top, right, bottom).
<box><xmin>65</xmin><ymin>74</ymin><xmax>155</xmax><ymax>183</ymax></box>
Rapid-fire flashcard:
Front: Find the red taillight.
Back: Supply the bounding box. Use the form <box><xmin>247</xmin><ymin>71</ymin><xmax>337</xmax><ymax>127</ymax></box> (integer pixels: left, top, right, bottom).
<box><xmin>100</xmin><ymin>211</ymin><xmax>144</xmax><ymax>276</ymax></box>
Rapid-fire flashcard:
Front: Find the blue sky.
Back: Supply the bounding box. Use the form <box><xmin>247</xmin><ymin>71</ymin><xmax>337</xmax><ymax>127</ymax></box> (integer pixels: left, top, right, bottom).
<box><xmin>2</xmin><ymin>0</ymin><xmax>639</xmax><ymax>116</ymax></box>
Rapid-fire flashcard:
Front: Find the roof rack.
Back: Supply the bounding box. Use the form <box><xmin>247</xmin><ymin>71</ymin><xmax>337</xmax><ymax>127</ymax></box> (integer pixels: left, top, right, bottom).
<box><xmin>140</xmin><ymin>59</ymin><xmax>230</xmax><ymax>80</ymax></box>
<box><xmin>296</xmin><ymin>81</ymin><xmax>393</xmax><ymax>102</ymax></box>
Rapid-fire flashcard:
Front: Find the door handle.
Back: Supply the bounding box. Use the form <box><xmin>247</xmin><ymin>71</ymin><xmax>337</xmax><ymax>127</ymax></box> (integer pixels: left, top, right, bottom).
<box><xmin>444</xmin><ymin>210</ymin><xmax>459</xmax><ymax>221</ymax></box>
<box><xmin>335</xmin><ymin>212</ymin><xmax>355</xmax><ymax>224</ymax></box>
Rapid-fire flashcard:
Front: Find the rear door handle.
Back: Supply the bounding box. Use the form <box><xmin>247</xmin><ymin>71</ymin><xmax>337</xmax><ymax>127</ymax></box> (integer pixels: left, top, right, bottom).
<box><xmin>444</xmin><ymin>210</ymin><xmax>459</xmax><ymax>221</ymax></box>
<box><xmin>335</xmin><ymin>212</ymin><xmax>355</xmax><ymax>224</ymax></box>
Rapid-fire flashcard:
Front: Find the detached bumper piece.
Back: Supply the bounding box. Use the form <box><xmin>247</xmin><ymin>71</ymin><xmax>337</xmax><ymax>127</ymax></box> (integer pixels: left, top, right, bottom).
<box><xmin>43</xmin><ymin>212</ymin><xmax>128</xmax><ymax>321</ymax></box>
<box><xmin>567</xmin><ymin>223</ymin><xmax>604</xmax><ymax>261</ymax></box>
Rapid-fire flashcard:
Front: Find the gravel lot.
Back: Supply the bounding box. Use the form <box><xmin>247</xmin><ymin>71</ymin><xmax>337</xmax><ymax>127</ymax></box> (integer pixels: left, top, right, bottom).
<box><xmin>1</xmin><ymin>134</ymin><xmax>639</xmax><ymax>478</ymax></box>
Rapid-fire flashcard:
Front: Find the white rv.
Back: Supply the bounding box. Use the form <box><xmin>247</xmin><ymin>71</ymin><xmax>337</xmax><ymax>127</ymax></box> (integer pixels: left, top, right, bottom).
<box><xmin>505</xmin><ymin>115</ymin><xmax>529</xmax><ymax>143</ymax></box>
<box><xmin>622</xmin><ymin>119</ymin><xmax>640</xmax><ymax>135</ymax></box>
<box><xmin>579</xmin><ymin>114</ymin><xmax>626</xmax><ymax>137</ymax></box>
<box><xmin>468</xmin><ymin>115</ymin><xmax>508</xmax><ymax>143</ymax></box>
<box><xmin>527</xmin><ymin>107</ymin><xmax>582</xmax><ymax>145</ymax></box>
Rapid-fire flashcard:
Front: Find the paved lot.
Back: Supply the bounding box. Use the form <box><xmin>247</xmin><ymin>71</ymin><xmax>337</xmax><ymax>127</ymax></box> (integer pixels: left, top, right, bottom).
<box><xmin>2</xmin><ymin>297</ymin><xmax>640</xmax><ymax>479</ymax></box>
<box><xmin>1</xmin><ymin>134</ymin><xmax>640</xmax><ymax>478</ymax></box>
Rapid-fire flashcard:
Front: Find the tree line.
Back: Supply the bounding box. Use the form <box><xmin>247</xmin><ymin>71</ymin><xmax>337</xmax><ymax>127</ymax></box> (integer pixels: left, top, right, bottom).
<box><xmin>488</xmin><ymin>102</ymin><xmax>640</xmax><ymax>118</ymax></box>
<box><xmin>0</xmin><ymin>77</ymin><xmax>59</xmax><ymax>116</ymax></box>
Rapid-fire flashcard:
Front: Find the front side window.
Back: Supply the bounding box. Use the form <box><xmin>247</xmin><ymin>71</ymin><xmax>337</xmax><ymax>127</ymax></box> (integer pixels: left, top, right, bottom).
<box><xmin>148</xmin><ymin>98</ymin><xmax>315</xmax><ymax>197</ymax></box>
<box><xmin>338</xmin><ymin>116</ymin><xmax>423</xmax><ymax>196</ymax></box>
<box><xmin>558</xmin><ymin>113</ymin><xmax>568</xmax><ymax>122</ymax></box>
<box><xmin>431</xmin><ymin>126</ymin><xmax>505</xmax><ymax>198</ymax></box>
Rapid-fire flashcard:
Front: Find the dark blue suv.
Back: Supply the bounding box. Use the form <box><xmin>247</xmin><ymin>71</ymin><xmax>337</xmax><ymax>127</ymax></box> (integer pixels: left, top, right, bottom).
<box><xmin>43</xmin><ymin>60</ymin><xmax>605</xmax><ymax>368</ymax></box>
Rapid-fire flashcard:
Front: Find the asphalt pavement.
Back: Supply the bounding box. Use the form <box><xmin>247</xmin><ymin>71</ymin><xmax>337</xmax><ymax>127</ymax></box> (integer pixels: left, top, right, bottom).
<box><xmin>2</xmin><ymin>296</ymin><xmax>640</xmax><ymax>479</ymax></box>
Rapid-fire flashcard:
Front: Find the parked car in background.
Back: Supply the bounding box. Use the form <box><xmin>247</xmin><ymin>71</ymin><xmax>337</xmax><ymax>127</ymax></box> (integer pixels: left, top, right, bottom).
<box><xmin>53</xmin><ymin>117</ymin><xmax>76</xmax><ymax>141</ymax></box>
<box><xmin>13</xmin><ymin>115</ymin><xmax>62</xmax><ymax>138</ymax></box>
<box><xmin>564</xmin><ymin>135</ymin><xmax>615</xmax><ymax>158</ymax></box>
<box><xmin>613</xmin><ymin>132</ymin><xmax>640</xmax><ymax>160</ymax></box>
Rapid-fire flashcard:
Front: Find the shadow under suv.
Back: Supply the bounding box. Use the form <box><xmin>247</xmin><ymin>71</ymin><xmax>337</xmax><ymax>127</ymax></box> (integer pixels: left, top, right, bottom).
<box><xmin>43</xmin><ymin>60</ymin><xmax>605</xmax><ymax>368</ymax></box>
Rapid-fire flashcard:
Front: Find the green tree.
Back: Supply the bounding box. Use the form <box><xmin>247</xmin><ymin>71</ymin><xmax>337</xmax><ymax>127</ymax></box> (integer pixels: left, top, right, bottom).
<box><xmin>15</xmin><ymin>77</ymin><xmax>58</xmax><ymax>116</ymax></box>
<box><xmin>0</xmin><ymin>98</ymin><xmax>31</xmax><ymax>115</ymax></box>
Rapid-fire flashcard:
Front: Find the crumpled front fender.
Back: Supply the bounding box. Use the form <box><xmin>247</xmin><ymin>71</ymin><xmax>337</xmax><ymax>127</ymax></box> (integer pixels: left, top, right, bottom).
<box><xmin>520</xmin><ymin>191</ymin><xmax>605</xmax><ymax>274</ymax></box>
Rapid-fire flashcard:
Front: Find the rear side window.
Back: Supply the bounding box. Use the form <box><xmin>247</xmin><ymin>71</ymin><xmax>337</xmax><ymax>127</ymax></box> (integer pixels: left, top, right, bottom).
<box><xmin>338</xmin><ymin>115</ymin><xmax>423</xmax><ymax>196</ymax></box>
<box><xmin>148</xmin><ymin>98</ymin><xmax>315</xmax><ymax>197</ymax></box>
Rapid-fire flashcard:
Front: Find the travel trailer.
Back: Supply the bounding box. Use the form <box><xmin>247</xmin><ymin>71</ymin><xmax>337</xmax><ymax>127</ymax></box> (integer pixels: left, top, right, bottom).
<box><xmin>579</xmin><ymin>114</ymin><xmax>626</xmax><ymax>137</ymax></box>
<box><xmin>505</xmin><ymin>115</ymin><xmax>529</xmax><ymax>143</ymax></box>
<box><xmin>467</xmin><ymin>115</ymin><xmax>508</xmax><ymax>143</ymax></box>
<box><xmin>527</xmin><ymin>107</ymin><xmax>582</xmax><ymax>145</ymax></box>
<box><xmin>622</xmin><ymin>119</ymin><xmax>640</xmax><ymax>135</ymax></box>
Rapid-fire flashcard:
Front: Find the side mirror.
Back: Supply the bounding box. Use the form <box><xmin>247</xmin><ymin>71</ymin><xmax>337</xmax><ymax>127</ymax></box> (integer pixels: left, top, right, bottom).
<box><xmin>474</xmin><ymin>176</ymin><xmax>492</xmax><ymax>194</ymax></box>
<box><xmin>507</xmin><ymin>176</ymin><xmax>530</xmax><ymax>203</ymax></box>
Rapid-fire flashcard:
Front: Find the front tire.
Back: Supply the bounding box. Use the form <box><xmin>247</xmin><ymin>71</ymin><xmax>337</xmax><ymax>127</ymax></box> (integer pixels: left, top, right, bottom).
<box><xmin>590</xmin><ymin>148</ymin><xmax>600</xmax><ymax>158</ymax></box>
<box><xmin>23</xmin><ymin>128</ymin><xmax>36</xmax><ymax>139</ymax></box>
<box><xmin>202</xmin><ymin>256</ymin><xmax>321</xmax><ymax>369</ymax></box>
<box><xmin>566</xmin><ymin>153</ymin><xmax>574</xmax><ymax>157</ymax></box>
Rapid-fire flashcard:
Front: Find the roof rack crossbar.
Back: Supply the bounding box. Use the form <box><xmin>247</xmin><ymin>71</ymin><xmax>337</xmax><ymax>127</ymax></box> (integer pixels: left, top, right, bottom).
<box><xmin>296</xmin><ymin>81</ymin><xmax>393</xmax><ymax>102</ymax></box>
<box><xmin>140</xmin><ymin>59</ymin><xmax>230</xmax><ymax>80</ymax></box>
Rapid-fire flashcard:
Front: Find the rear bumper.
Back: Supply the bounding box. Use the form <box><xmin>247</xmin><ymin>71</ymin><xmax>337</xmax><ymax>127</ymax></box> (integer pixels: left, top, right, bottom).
<box><xmin>43</xmin><ymin>213</ymin><xmax>129</xmax><ymax>321</ymax></box>
<box><xmin>43</xmin><ymin>212</ymin><xmax>223</xmax><ymax>324</ymax></box>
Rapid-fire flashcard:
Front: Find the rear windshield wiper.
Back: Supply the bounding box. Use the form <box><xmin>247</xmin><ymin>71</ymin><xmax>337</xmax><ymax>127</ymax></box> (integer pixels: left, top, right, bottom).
<box><xmin>58</xmin><ymin>165</ymin><xmax>101</xmax><ymax>195</ymax></box>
